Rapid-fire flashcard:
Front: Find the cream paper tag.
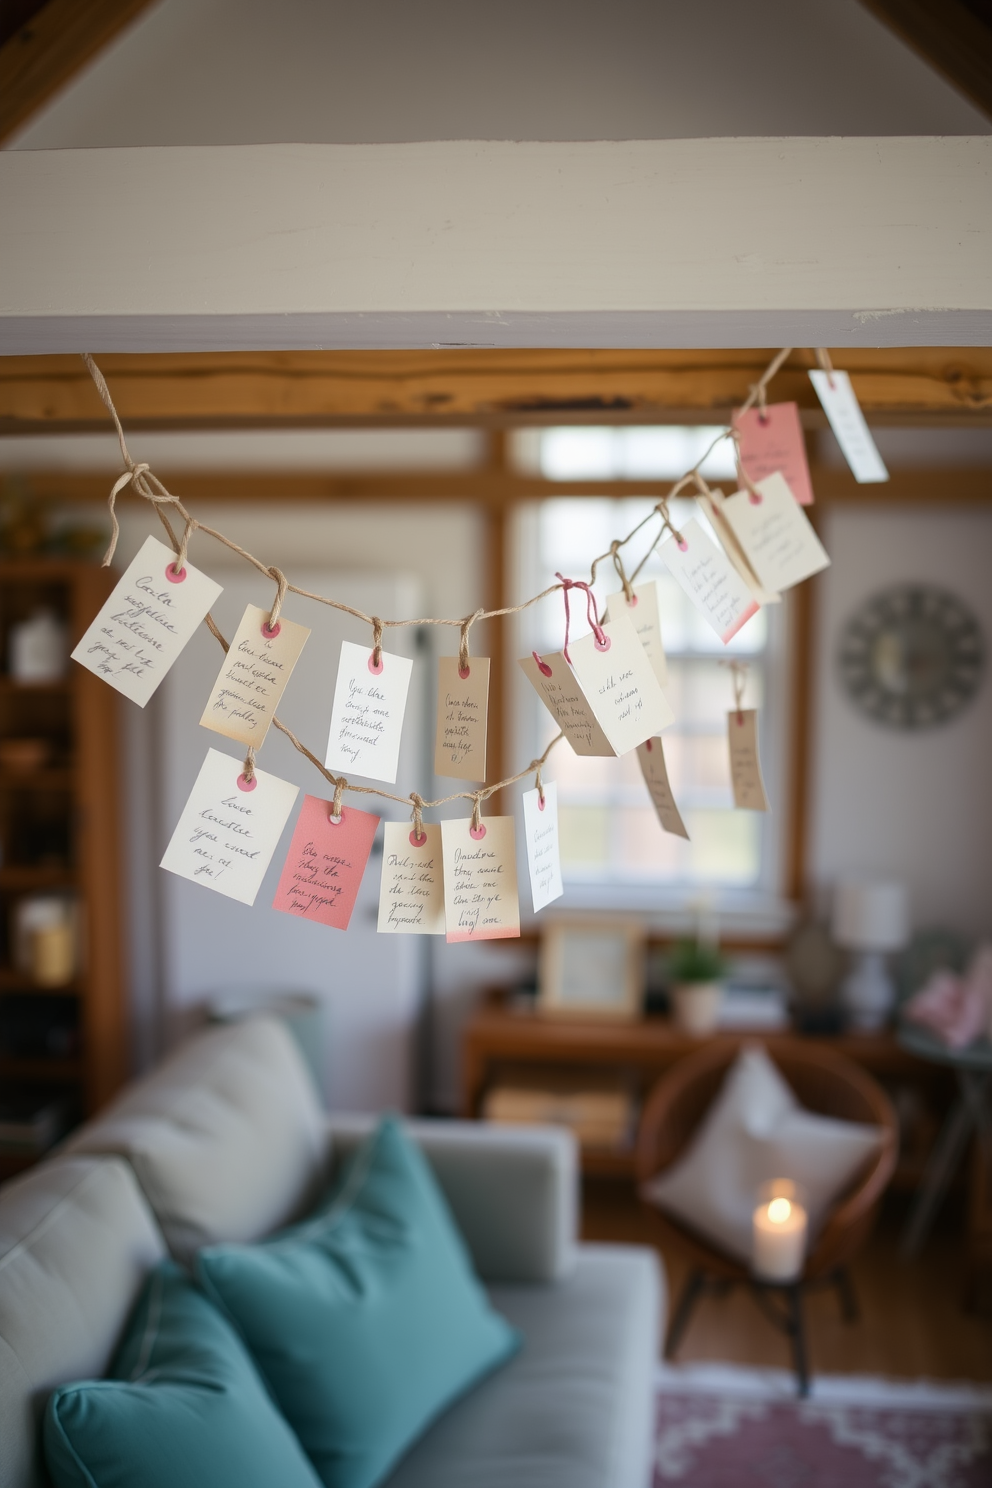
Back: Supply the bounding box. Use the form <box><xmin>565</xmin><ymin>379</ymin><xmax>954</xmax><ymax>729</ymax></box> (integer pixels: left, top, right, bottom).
<box><xmin>733</xmin><ymin>402</ymin><xmax>814</xmax><ymax>506</ymax></box>
<box><xmin>604</xmin><ymin>580</ymin><xmax>668</xmax><ymax>687</ymax></box>
<box><xmin>434</xmin><ymin>656</ymin><xmax>490</xmax><ymax>781</ymax></box>
<box><xmin>522</xmin><ymin>782</ymin><xmax>564</xmax><ymax>913</ymax></box>
<box><xmin>160</xmin><ymin>747</ymin><xmax>299</xmax><ymax>905</ymax></box>
<box><xmin>698</xmin><ymin>490</ymin><xmax>781</xmax><ymax>607</ymax></box>
<box><xmin>727</xmin><ymin>709</ymin><xmax>770</xmax><ymax>811</ymax></box>
<box><xmin>720</xmin><ymin>472</ymin><xmax>830</xmax><ymax>593</ymax></box>
<box><xmin>71</xmin><ymin>535</ymin><xmax>223</xmax><ymax>707</ymax></box>
<box><xmin>568</xmin><ymin>609</ymin><xmax>674</xmax><ymax>756</ymax></box>
<box><xmin>377</xmin><ymin>821</ymin><xmax>445</xmax><ymax>935</ymax></box>
<box><xmin>518</xmin><ymin>652</ymin><xmax>614</xmax><ymax>756</ymax></box>
<box><xmin>809</xmin><ymin>369</ymin><xmax>889</xmax><ymax>484</ymax></box>
<box><xmin>636</xmin><ymin>736</ymin><xmax>689</xmax><ymax>839</ymax></box>
<box><xmin>325</xmin><ymin>640</ymin><xmax>413</xmax><ymax>784</ymax></box>
<box><xmin>660</xmin><ymin>516</ymin><xmax>761</xmax><ymax>644</ymax></box>
<box><xmin>200</xmin><ymin>604</ymin><xmax>309</xmax><ymax>748</ymax></box>
<box><xmin>441</xmin><ymin>816</ymin><xmax>520</xmax><ymax>942</ymax></box>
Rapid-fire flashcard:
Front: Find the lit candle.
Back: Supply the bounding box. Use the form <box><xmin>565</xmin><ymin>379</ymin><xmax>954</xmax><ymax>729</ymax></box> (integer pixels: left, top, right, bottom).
<box><xmin>752</xmin><ymin>1193</ymin><xmax>808</xmax><ymax>1281</ymax></box>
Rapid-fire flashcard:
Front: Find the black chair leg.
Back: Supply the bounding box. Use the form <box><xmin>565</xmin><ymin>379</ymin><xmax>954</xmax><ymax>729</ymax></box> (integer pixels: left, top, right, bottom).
<box><xmin>665</xmin><ymin>1268</ymin><xmax>707</xmax><ymax>1358</ymax></box>
<box><xmin>787</xmin><ymin>1285</ymin><xmax>810</xmax><ymax>1397</ymax></box>
<box><xmin>834</xmin><ymin>1266</ymin><xmax>859</xmax><ymax>1323</ymax></box>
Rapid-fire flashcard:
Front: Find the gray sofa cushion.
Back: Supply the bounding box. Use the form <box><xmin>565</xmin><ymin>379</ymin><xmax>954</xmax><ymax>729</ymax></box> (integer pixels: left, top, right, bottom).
<box><xmin>67</xmin><ymin>1016</ymin><xmax>326</xmax><ymax>1263</ymax></box>
<box><xmin>0</xmin><ymin>1157</ymin><xmax>166</xmax><ymax>1488</ymax></box>
<box><xmin>382</xmin><ymin>1244</ymin><xmax>663</xmax><ymax>1488</ymax></box>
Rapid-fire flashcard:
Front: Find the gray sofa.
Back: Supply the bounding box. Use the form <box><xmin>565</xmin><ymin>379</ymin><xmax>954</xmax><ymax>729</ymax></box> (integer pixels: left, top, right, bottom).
<box><xmin>0</xmin><ymin>1016</ymin><xmax>664</xmax><ymax>1488</ymax></box>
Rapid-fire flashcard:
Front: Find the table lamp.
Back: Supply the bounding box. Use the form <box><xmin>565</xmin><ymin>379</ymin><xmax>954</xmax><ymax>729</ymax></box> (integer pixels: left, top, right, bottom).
<box><xmin>832</xmin><ymin>878</ymin><xmax>910</xmax><ymax>1030</ymax></box>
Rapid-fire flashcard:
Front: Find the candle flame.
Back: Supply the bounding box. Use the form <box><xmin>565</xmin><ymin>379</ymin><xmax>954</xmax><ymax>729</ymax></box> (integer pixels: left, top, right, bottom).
<box><xmin>768</xmin><ymin>1197</ymin><xmax>792</xmax><ymax>1224</ymax></box>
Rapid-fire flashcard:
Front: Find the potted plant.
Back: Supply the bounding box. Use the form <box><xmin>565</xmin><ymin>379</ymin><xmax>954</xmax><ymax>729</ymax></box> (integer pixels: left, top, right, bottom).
<box><xmin>667</xmin><ymin>938</ymin><xmax>727</xmax><ymax>1035</ymax></box>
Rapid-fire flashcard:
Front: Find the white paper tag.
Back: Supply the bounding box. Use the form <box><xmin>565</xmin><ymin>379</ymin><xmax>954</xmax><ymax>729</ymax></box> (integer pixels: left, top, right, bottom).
<box><xmin>434</xmin><ymin>655</ymin><xmax>490</xmax><ymax>781</ymax></box>
<box><xmin>809</xmin><ymin>369</ymin><xmax>889</xmax><ymax>484</ymax></box>
<box><xmin>660</xmin><ymin>516</ymin><xmax>761</xmax><ymax>644</ymax></box>
<box><xmin>522</xmin><ymin>782</ymin><xmax>564</xmax><ymax>913</ymax></box>
<box><xmin>325</xmin><ymin>640</ymin><xmax>413</xmax><ymax>784</ymax></box>
<box><xmin>728</xmin><ymin>709</ymin><xmax>770</xmax><ymax>811</ymax></box>
<box><xmin>637</xmin><ymin>737</ymin><xmax>689</xmax><ymax>839</ymax></box>
<box><xmin>698</xmin><ymin>492</ymin><xmax>781</xmax><ymax>607</ymax></box>
<box><xmin>518</xmin><ymin>652</ymin><xmax>615</xmax><ymax>756</ymax></box>
<box><xmin>441</xmin><ymin>816</ymin><xmax>520</xmax><ymax>942</ymax></box>
<box><xmin>160</xmin><ymin>747</ymin><xmax>299</xmax><ymax>905</ymax></box>
<box><xmin>71</xmin><ymin>535</ymin><xmax>222</xmax><ymax>707</ymax></box>
<box><xmin>200</xmin><ymin>604</ymin><xmax>309</xmax><ymax>748</ymax></box>
<box><xmin>377</xmin><ymin>821</ymin><xmax>446</xmax><ymax>935</ymax></box>
<box><xmin>720</xmin><ymin>473</ymin><xmax>830</xmax><ymax>593</ymax></box>
<box><xmin>604</xmin><ymin>580</ymin><xmax>668</xmax><ymax>687</ymax></box>
<box><xmin>569</xmin><ymin>609</ymin><xmax>674</xmax><ymax>756</ymax></box>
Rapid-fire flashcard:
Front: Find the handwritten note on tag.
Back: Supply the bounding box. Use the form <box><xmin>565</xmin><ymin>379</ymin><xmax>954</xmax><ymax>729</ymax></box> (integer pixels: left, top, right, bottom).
<box><xmin>518</xmin><ymin>653</ymin><xmax>614</xmax><ymax>756</ymax></box>
<box><xmin>71</xmin><ymin>535</ymin><xmax>222</xmax><ymax>707</ymax></box>
<box><xmin>733</xmin><ymin>402</ymin><xmax>814</xmax><ymax>506</ymax></box>
<box><xmin>660</xmin><ymin>517</ymin><xmax>760</xmax><ymax>644</ymax></box>
<box><xmin>604</xmin><ymin>580</ymin><xmax>668</xmax><ymax>687</ymax></box>
<box><xmin>160</xmin><ymin>748</ymin><xmax>299</xmax><ymax>905</ymax></box>
<box><xmin>721</xmin><ymin>473</ymin><xmax>830</xmax><ymax>593</ymax></box>
<box><xmin>377</xmin><ymin>822</ymin><xmax>445</xmax><ymax>934</ymax></box>
<box><xmin>522</xmin><ymin>782</ymin><xmax>564</xmax><ymax>913</ymax></box>
<box><xmin>434</xmin><ymin>656</ymin><xmax>490</xmax><ymax>781</ymax></box>
<box><xmin>200</xmin><ymin>604</ymin><xmax>309</xmax><ymax>748</ymax></box>
<box><xmin>700</xmin><ymin>492</ymin><xmax>780</xmax><ymax>607</ymax></box>
<box><xmin>809</xmin><ymin>369</ymin><xmax>889</xmax><ymax>484</ymax></box>
<box><xmin>569</xmin><ymin>609</ymin><xmax>674</xmax><ymax>756</ymax></box>
<box><xmin>728</xmin><ymin>709</ymin><xmax>769</xmax><ymax>811</ymax></box>
<box><xmin>637</xmin><ymin>737</ymin><xmax>689</xmax><ymax>839</ymax></box>
<box><xmin>272</xmin><ymin>795</ymin><xmax>379</xmax><ymax>930</ymax></box>
<box><xmin>325</xmin><ymin>641</ymin><xmax>413</xmax><ymax>784</ymax></box>
<box><xmin>441</xmin><ymin>816</ymin><xmax>520</xmax><ymax>943</ymax></box>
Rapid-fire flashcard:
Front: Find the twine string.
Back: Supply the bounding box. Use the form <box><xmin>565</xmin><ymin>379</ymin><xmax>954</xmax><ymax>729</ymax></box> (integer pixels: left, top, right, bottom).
<box><xmin>266</xmin><ymin>567</ymin><xmax>288</xmax><ymax>631</ymax></box>
<box><xmin>470</xmin><ymin>793</ymin><xmax>483</xmax><ymax>833</ymax></box>
<box><xmin>242</xmin><ymin>745</ymin><xmax>256</xmax><ymax>783</ymax></box>
<box><xmin>409</xmin><ymin>793</ymin><xmax>425</xmax><ymax>840</ymax></box>
<box><xmin>371</xmin><ymin>617</ymin><xmax>384</xmax><ymax>667</ymax></box>
<box><xmin>610</xmin><ymin>541</ymin><xmax>635</xmax><ymax>603</ymax></box>
<box><xmin>331</xmin><ymin>779</ymin><xmax>345</xmax><ymax>821</ymax></box>
<box><xmin>458</xmin><ymin>608</ymin><xmax>485</xmax><ymax>673</ymax></box>
<box><xmin>815</xmin><ymin>346</ymin><xmax>836</xmax><ymax>390</ymax></box>
<box><xmin>721</xmin><ymin>659</ymin><xmax>749</xmax><ymax>723</ymax></box>
<box><xmin>555</xmin><ymin>573</ymin><xmax>607</xmax><ymax>664</ymax></box>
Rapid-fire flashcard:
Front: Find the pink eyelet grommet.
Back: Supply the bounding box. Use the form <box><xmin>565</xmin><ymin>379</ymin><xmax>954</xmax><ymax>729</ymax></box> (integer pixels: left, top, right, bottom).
<box><xmin>166</xmin><ymin>564</ymin><xmax>187</xmax><ymax>583</ymax></box>
<box><xmin>469</xmin><ymin>824</ymin><xmax>487</xmax><ymax>841</ymax></box>
<box><xmin>538</xmin><ymin>794</ymin><xmax>546</xmax><ymax>812</ymax></box>
<box><xmin>458</xmin><ymin>665</ymin><xmax>471</xmax><ymax>680</ymax></box>
<box><xmin>748</xmin><ymin>491</ymin><xmax>763</xmax><ymax>506</ymax></box>
<box><xmin>262</xmin><ymin>620</ymin><xmax>282</xmax><ymax>639</ymax></box>
<box><xmin>594</xmin><ymin>633</ymin><xmax>611</xmax><ymax>653</ymax></box>
<box><xmin>409</xmin><ymin>829</ymin><xmax>427</xmax><ymax>847</ymax></box>
<box><xmin>236</xmin><ymin>773</ymin><xmax>257</xmax><ymax>793</ymax></box>
<box><xmin>645</xmin><ymin>738</ymin><xmax>654</xmax><ymax>752</ymax></box>
<box><xmin>368</xmin><ymin>654</ymin><xmax>384</xmax><ymax>675</ymax></box>
<box><xmin>758</xmin><ymin>412</ymin><xmax>770</xmax><ymax>426</ymax></box>
<box><xmin>626</xmin><ymin>593</ymin><xmax>638</xmax><ymax>607</ymax></box>
<box><xmin>329</xmin><ymin>812</ymin><xmax>343</xmax><ymax>826</ymax></box>
<box><xmin>677</xmin><ymin>536</ymin><xmax>689</xmax><ymax>552</ymax></box>
<box><xmin>533</xmin><ymin>652</ymin><xmax>553</xmax><ymax>678</ymax></box>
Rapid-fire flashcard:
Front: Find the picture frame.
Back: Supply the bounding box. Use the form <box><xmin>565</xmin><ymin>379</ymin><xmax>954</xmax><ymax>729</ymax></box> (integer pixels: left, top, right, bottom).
<box><xmin>538</xmin><ymin>919</ymin><xmax>645</xmax><ymax>1020</ymax></box>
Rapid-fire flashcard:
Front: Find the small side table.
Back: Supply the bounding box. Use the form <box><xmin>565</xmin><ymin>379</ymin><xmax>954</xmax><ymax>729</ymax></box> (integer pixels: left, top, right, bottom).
<box><xmin>898</xmin><ymin>1023</ymin><xmax>992</xmax><ymax>1256</ymax></box>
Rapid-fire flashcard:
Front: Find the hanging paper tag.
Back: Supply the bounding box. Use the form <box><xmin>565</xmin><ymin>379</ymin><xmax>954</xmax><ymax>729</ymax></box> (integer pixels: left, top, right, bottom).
<box><xmin>71</xmin><ymin>535</ymin><xmax>223</xmax><ymax>707</ymax></box>
<box><xmin>809</xmin><ymin>369</ymin><xmax>889</xmax><ymax>484</ymax></box>
<box><xmin>200</xmin><ymin>603</ymin><xmax>309</xmax><ymax>748</ymax></box>
<box><xmin>727</xmin><ymin>709</ymin><xmax>769</xmax><ymax>811</ymax></box>
<box><xmin>160</xmin><ymin>747</ymin><xmax>299</xmax><ymax>905</ymax></box>
<box><xmin>698</xmin><ymin>491</ymin><xmax>780</xmax><ymax>607</ymax></box>
<box><xmin>720</xmin><ymin>472</ymin><xmax>830</xmax><ymax>593</ymax></box>
<box><xmin>377</xmin><ymin>821</ymin><xmax>445</xmax><ymax>934</ymax></box>
<box><xmin>325</xmin><ymin>640</ymin><xmax>413</xmax><ymax>784</ymax></box>
<box><xmin>272</xmin><ymin>794</ymin><xmax>379</xmax><ymax>930</ymax></box>
<box><xmin>604</xmin><ymin>579</ymin><xmax>668</xmax><ymax>687</ymax></box>
<box><xmin>733</xmin><ymin>402</ymin><xmax>814</xmax><ymax>506</ymax></box>
<box><xmin>522</xmin><ymin>781</ymin><xmax>564</xmax><ymax>913</ymax></box>
<box><xmin>637</xmin><ymin>737</ymin><xmax>689</xmax><ymax>839</ymax></box>
<box><xmin>518</xmin><ymin>652</ymin><xmax>615</xmax><ymax>756</ymax></box>
<box><xmin>569</xmin><ymin>609</ymin><xmax>674</xmax><ymax>756</ymax></box>
<box><xmin>434</xmin><ymin>656</ymin><xmax>490</xmax><ymax>781</ymax></box>
<box><xmin>660</xmin><ymin>516</ymin><xmax>760</xmax><ymax>644</ymax></box>
<box><xmin>441</xmin><ymin>816</ymin><xmax>520</xmax><ymax>942</ymax></box>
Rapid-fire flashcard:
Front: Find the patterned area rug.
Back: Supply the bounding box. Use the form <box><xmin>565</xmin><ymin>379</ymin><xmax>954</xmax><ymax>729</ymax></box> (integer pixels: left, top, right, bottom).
<box><xmin>654</xmin><ymin>1364</ymin><xmax>992</xmax><ymax>1488</ymax></box>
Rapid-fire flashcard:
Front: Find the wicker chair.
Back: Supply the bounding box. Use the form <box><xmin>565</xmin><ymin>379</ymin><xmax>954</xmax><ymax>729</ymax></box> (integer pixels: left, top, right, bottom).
<box><xmin>636</xmin><ymin>1038</ymin><xmax>898</xmax><ymax>1393</ymax></box>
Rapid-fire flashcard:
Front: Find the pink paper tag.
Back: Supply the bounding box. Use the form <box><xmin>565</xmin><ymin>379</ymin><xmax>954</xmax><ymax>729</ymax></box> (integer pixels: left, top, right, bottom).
<box><xmin>273</xmin><ymin>794</ymin><xmax>380</xmax><ymax>930</ymax></box>
<box><xmin>733</xmin><ymin>402</ymin><xmax>814</xmax><ymax>506</ymax></box>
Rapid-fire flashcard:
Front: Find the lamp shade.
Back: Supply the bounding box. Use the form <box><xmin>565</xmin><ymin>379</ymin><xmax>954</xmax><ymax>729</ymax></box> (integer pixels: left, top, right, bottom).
<box><xmin>832</xmin><ymin>879</ymin><xmax>909</xmax><ymax>952</ymax></box>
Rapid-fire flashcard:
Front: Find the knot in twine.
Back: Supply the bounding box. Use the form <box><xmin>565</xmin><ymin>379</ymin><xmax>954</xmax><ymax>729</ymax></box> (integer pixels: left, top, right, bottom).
<box><xmin>653</xmin><ymin>500</ymin><xmax>686</xmax><ymax>551</ymax></box>
<box><xmin>531</xmin><ymin>759</ymin><xmax>546</xmax><ymax>806</ymax></box>
<box><xmin>721</xmin><ymin>659</ymin><xmax>749</xmax><ymax>723</ymax></box>
<box><xmin>409</xmin><ymin>792</ymin><xmax>426</xmax><ymax>840</ymax></box>
<box><xmin>610</xmin><ymin>541</ymin><xmax>635</xmax><ymax>604</ymax></box>
<box><xmin>554</xmin><ymin>572</ymin><xmax>607</xmax><ymax>664</ymax></box>
<box><xmin>371</xmin><ymin>617</ymin><xmax>384</xmax><ymax>668</ymax></box>
<box><xmin>458</xmin><ymin>609</ymin><xmax>485</xmax><ymax>675</ymax></box>
<box><xmin>331</xmin><ymin>778</ymin><xmax>345</xmax><ymax>821</ymax></box>
<box><xmin>242</xmin><ymin>745</ymin><xmax>256</xmax><ymax>783</ymax></box>
<box><xmin>470</xmin><ymin>792</ymin><xmax>484</xmax><ymax>833</ymax></box>
<box><xmin>266</xmin><ymin>567</ymin><xmax>288</xmax><ymax>631</ymax></box>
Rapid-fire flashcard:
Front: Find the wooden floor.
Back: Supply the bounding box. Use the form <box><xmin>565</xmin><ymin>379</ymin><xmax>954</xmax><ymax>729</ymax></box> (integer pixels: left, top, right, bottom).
<box><xmin>582</xmin><ymin>1179</ymin><xmax>992</xmax><ymax>1382</ymax></box>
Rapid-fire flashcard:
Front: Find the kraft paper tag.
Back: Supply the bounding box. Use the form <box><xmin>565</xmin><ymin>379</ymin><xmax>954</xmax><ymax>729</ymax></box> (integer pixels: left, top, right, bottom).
<box><xmin>441</xmin><ymin>816</ymin><xmax>520</xmax><ymax>942</ymax></box>
<box><xmin>518</xmin><ymin>652</ymin><xmax>615</xmax><ymax>756</ymax></box>
<box><xmin>377</xmin><ymin>821</ymin><xmax>445</xmax><ymax>935</ymax></box>
<box><xmin>522</xmin><ymin>782</ymin><xmax>564</xmax><ymax>913</ymax></box>
<box><xmin>728</xmin><ymin>709</ymin><xmax>770</xmax><ymax>811</ymax></box>
<box><xmin>72</xmin><ymin>535</ymin><xmax>222</xmax><ymax>707</ymax></box>
<box><xmin>733</xmin><ymin>402</ymin><xmax>814</xmax><ymax>506</ymax></box>
<box><xmin>604</xmin><ymin>579</ymin><xmax>668</xmax><ymax>687</ymax></box>
<box><xmin>721</xmin><ymin>472</ymin><xmax>830</xmax><ymax>593</ymax></box>
<box><xmin>434</xmin><ymin>656</ymin><xmax>490</xmax><ymax>781</ymax></box>
<box><xmin>569</xmin><ymin>609</ymin><xmax>674</xmax><ymax>756</ymax></box>
<box><xmin>160</xmin><ymin>747</ymin><xmax>299</xmax><ymax>905</ymax></box>
<box><xmin>809</xmin><ymin>369</ymin><xmax>889</xmax><ymax>484</ymax></box>
<box><xmin>325</xmin><ymin>640</ymin><xmax>413</xmax><ymax>784</ymax></box>
<box><xmin>272</xmin><ymin>794</ymin><xmax>379</xmax><ymax>930</ymax></box>
<box><xmin>637</xmin><ymin>736</ymin><xmax>689</xmax><ymax>839</ymax></box>
<box><xmin>200</xmin><ymin>603</ymin><xmax>309</xmax><ymax>748</ymax></box>
<box><xmin>660</xmin><ymin>516</ymin><xmax>761</xmax><ymax>644</ymax></box>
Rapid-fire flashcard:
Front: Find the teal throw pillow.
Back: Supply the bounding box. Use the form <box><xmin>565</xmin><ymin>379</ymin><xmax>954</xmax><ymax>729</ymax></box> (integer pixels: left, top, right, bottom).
<box><xmin>196</xmin><ymin>1116</ymin><xmax>520</xmax><ymax>1488</ymax></box>
<box><xmin>44</xmin><ymin>1261</ymin><xmax>322</xmax><ymax>1488</ymax></box>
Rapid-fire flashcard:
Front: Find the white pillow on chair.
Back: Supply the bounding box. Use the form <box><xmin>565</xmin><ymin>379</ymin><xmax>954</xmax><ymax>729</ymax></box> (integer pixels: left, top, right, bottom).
<box><xmin>640</xmin><ymin>1044</ymin><xmax>883</xmax><ymax>1266</ymax></box>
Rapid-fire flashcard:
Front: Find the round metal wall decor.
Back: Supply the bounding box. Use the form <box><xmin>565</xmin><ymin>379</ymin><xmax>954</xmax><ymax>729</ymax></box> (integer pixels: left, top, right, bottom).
<box><xmin>838</xmin><ymin>583</ymin><xmax>984</xmax><ymax>730</ymax></box>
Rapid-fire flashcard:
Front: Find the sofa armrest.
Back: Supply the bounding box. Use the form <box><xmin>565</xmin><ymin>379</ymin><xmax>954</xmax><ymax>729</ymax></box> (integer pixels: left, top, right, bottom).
<box><xmin>325</xmin><ymin>1115</ymin><xmax>578</xmax><ymax>1284</ymax></box>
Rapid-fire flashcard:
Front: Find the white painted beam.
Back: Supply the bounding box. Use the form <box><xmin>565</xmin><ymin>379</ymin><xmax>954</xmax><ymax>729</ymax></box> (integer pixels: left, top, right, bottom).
<box><xmin>1</xmin><ymin>138</ymin><xmax>990</xmax><ymax>352</ymax></box>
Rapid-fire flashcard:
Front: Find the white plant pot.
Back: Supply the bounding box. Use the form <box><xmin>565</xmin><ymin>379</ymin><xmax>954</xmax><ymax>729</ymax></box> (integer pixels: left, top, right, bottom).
<box><xmin>671</xmin><ymin>981</ymin><xmax>724</xmax><ymax>1035</ymax></box>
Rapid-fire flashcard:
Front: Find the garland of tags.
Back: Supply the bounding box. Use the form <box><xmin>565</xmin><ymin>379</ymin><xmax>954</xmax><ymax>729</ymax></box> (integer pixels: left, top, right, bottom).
<box><xmin>71</xmin><ymin>350</ymin><xmax>887</xmax><ymax>941</ymax></box>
